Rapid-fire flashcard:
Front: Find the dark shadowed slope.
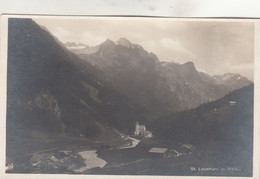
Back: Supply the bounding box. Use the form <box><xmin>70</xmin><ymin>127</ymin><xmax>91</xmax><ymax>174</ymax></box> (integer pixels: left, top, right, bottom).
<box><xmin>150</xmin><ymin>84</ymin><xmax>253</xmax><ymax>176</ymax></box>
<box><xmin>6</xmin><ymin>18</ymin><xmax>148</xmax><ymax>160</ymax></box>
<box><xmin>153</xmin><ymin>84</ymin><xmax>253</xmax><ymax>142</ymax></box>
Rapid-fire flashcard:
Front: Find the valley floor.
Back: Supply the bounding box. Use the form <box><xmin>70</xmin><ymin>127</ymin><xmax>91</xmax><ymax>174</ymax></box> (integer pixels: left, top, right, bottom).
<box><xmin>6</xmin><ymin>135</ymin><xmax>252</xmax><ymax>176</ymax></box>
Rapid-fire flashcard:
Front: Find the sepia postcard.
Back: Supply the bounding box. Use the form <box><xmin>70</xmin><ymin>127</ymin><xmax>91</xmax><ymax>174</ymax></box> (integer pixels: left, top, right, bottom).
<box><xmin>0</xmin><ymin>15</ymin><xmax>259</xmax><ymax>179</ymax></box>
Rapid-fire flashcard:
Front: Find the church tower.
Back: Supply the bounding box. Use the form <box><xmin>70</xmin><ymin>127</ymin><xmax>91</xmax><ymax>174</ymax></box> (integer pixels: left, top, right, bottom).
<box><xmin>134</xmin><ymin>122</ymin><xmax>140</xmax><ymax>136</ymax></box>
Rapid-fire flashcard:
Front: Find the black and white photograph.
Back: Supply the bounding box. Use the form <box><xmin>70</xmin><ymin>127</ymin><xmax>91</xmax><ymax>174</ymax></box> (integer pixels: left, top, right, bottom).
<box><xmin>2</xmin><ymin>15</ymin><xmax>257</xmax><ymax>177</ymax></box>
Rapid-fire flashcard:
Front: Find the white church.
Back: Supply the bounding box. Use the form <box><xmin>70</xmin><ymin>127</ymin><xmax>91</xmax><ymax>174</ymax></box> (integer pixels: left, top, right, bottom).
<box><xmin>134</xmin><ymin>122</ymin><xmax>152</xmax><ymax>138</ymax></box>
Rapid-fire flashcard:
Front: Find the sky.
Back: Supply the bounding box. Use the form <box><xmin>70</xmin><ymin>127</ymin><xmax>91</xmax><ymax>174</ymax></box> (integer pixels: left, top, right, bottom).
<box><xmin>34</xmin><ymin>17</ymin><xmax>254</xmax><ymax>80</ymax></box>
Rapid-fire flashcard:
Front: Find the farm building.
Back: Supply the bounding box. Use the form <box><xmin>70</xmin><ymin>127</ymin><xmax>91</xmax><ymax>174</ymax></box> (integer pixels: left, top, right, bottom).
<box><xmin>148</xmin><ymin>147</ymin><xmax>168</xmax><ymax>158</ymax></box>
<box><xmin>229</xmin><ymin>101</ymin><xmax>237</xmax><ymax>106</ymax></box>
<box><xmin>180</xmin><ymin>144</ymin><xmax>195</xmax><ymax>154</ymax></box>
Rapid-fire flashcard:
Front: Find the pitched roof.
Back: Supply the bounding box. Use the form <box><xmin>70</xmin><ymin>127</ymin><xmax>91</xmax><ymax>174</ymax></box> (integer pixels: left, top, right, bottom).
<box><xmin>148</xmin><ymin>147</ymin><xmax>168</xmax><ymax>153</ymax></box>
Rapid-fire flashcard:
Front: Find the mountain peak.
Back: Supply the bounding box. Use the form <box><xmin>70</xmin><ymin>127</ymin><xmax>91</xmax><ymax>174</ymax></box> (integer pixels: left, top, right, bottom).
<box><xmin>116</xmin><ymin>38</ymin><xmax>133</xmax><ymax>48</ymax></box>
<box><xmin>221</xmin><ymin>73</ymin><xmax>249</xmax><ymax>81</ymax></box>
<box><xmin>183</xmin><ymin>61</ymin><xmax>194</xmax><ymax>66</ymax></box>
<box><xmin>65</xmin><ymin>41</ymin><xmax>88</xmax><ymax>49</ymax></box>
<box><xmin>182</xmin><ymin>61</ymin><xmax>196</xmax><ymax>71</ymax></box>
<box><xmin>102</xmin><ymin>39</ymin><xmax>115</xmax><ymax>45</ymax></box>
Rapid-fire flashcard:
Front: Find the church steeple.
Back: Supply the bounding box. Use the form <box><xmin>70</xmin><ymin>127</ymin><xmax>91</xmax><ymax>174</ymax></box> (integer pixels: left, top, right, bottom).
<box><xmin>135</xmin><ymin>122</ymin><xmax>139</xmax><ymax>130</ymax></box>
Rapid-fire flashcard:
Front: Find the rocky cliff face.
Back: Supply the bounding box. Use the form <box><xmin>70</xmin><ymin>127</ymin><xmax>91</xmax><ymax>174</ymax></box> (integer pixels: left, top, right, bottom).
<box><xmin>160</xmin><ymin>62</ymin><xmax>252</xmax><ymax>110</ymax></box>
<box><xmin>7</xmin><ymin>18</ymin><xmax>146</xmax><ymax>138</ymax></box>
<box><xmin>66</xmin><ymin>38</ymin><xmax>252</xmax><ymax>117</ymax></box>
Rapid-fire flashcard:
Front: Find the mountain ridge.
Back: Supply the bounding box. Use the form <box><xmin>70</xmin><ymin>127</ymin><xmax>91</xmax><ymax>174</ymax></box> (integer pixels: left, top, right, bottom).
<box><xmin>65</xmin><ymin>38</ymin><xmax>252</xmax><ymax>81</ymax></box>
<box><xmin>65</xmin><ymin>38</ymin><xmax>252</xmax><ymax>83</ymax></box>
<box><xmin>65</xmin><ymin>38</ymin><xmax>252</xmax><ymax>116</ymax></box>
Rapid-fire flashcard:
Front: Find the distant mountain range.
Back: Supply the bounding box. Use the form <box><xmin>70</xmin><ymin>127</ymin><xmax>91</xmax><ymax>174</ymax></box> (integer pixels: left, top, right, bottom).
<box><xmin>65</xmin><ymin>38</ymin><xmax>252</xmax><ymax>117</ymax></box>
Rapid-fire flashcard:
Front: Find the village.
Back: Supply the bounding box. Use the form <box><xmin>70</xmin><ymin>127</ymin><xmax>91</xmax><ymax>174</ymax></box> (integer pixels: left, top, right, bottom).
<box><xmin>133</xmin><ymin>121</ymin><xmax>195</xmax><ymax>158</ymax></box>
<box><xmin>6</xmin><ymin>121</ymin><xmax>196</xmax><ymax>173</ymax></box>
<box><xmin>5</xmin><ymin>100</ymin><xmax>236</xmax><ymax>173</ymax></box>
<box><xmin>30</xmin><ymin>150</ymin><xmax>81</xmax><ymax>172</ymax></box>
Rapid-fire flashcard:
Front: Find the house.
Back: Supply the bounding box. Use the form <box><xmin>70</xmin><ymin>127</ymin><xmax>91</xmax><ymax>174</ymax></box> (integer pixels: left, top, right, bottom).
<box><xmin>149</xmin><ymin>147</ymin><xmax>168</xmax><ymax>153</ymax></box>
<box><xmin>134</xmin><ymin>122</ymin><xmax>152</xmax><ymax>138</ymax></box>
<box><xmin>170</xmin><ymin>149</ymin><xmax>182</xmax><ymax>157</ymax></box>
<box><xmin>59</xmin><ymin>150</ymin><xmax>72</xmax><ymax>155</ymax></box>
<box><xmin>144</xmin><ymin>131</ymin><xmax>153</xmax><ymax>138</ymax></box>
<box><xmin>163</xmin><ymin>149</ymin><xmax>182</xmax><ymax>158</ymax></box>
<box><xmin>31</xmin><ymin>153</ymin><xmax>52</xmax><ymax>162</ymax></box>
<box><xmin>180</xmin><ymin>144</ymin><xmax>195</xmax><ymax>154</ymax></box>
<box><xmin>50</xmin><ymin>155</ymin><xmax>59</xmax><ymax>162</ymax></box>
<box><xmin>55</xmin><ymin>151</ymin><xmax>68</xmax><ymax>160</ymax></box>
<box><xmin>229</xmin><ymin>101</ymin><xmax>237</xmax><ymax>106</ymax></box>
<box><xmin>5</xmin><ymin>163</ymin><xmax>14</xmax><ymax>171</ymax></box>
<box><xmin>148</xmin><ymin>147</ymin><xmax>168</xmax><ymax>158</ymax></box>
<box><xmin>32</xmin><ymin>161</ymin><xmax>40</xmax><ymax>167</ymax></box>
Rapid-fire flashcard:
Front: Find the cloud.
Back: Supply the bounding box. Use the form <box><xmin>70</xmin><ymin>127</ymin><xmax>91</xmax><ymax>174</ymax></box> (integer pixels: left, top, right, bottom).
<box><xmin>160</xmin><ymin>38</ymin><xmax>187</xmax><ymax>52</ymax></box>
<box><xmin>51</xmin><ymin>26</ymin><xmax>70</xmax><ymax>40</ymax></box>
<box><xmin>230</xmin><ymin>63</ymin><xmax>254</xmax><ymax>80</ymax></box>
<box><xmin>139</xmin><ymin>40</ymin><xmax>157</xmax><ymax>53</ymax></box>
<box><xmin>82</xmin><ymin>31</ymin><xmax>107</xmax><ymax>46</ymax></box>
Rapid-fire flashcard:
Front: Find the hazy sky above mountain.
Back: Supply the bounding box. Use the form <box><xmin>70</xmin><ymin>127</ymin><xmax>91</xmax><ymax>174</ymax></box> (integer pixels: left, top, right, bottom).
<box><xmin>34</xmin><ymin>17</ymin><xmax>254</xmax><ymax>80</ymax></box>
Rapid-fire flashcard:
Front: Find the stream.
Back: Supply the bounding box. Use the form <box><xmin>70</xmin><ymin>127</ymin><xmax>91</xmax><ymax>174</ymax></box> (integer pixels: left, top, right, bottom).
<box><xmin>73</xmin><ymin>150</ymin><xmax>107</xmax><ymax>173</ymax></box>
<box><xmin>74</xmin><ymin>136</ymin><xmax>140</xmax><ymax>173</ymax></box>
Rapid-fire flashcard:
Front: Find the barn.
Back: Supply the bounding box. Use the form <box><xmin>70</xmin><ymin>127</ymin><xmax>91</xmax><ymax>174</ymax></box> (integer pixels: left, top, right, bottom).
<box><xmin>148</xmin><ymin>147</ymin><xmax>168</xmax><ymax>158</ymax></box>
